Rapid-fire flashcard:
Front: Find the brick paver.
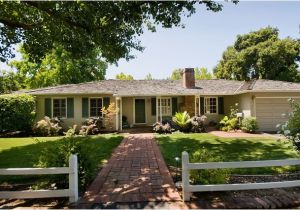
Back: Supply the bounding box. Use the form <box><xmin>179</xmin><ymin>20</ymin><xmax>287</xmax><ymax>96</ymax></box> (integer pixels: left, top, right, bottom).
<box><xmin>81</xmin><ymin>133</ymin><xmax>181</xmax><ymax>204</ymax></box>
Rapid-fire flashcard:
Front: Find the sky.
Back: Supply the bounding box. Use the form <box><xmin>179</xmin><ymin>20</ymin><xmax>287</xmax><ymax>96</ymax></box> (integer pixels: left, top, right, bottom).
<box><xmin>1</xmin><ymin>1</ymin><xmax>300</xmax><ymax>79</ymax></box>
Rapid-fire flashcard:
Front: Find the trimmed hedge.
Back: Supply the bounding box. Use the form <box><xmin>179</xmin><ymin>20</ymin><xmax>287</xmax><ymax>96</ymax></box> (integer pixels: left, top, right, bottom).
<box><xmin>0</xmin><ymin>94</ymin><xmax>36</xmax><ymax>133</ymax></box>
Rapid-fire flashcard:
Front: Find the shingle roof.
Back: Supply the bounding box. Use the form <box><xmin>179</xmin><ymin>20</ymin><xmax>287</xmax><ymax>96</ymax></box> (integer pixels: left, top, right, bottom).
<box><xmin>17</xmin><ymin>79</ymin><xmax>300</xmax><ymax>96</ymax></box>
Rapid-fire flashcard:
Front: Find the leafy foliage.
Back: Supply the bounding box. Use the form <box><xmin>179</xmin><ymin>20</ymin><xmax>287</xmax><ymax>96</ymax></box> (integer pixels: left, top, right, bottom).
<box><xmin>102</xmin><ymin>102</ymin><xmax>119</xmax><ymax>130</ymax></box>
<box><xmin>153</xmin><ymin>122</ymin><xmax>172</xmax><ymax>134</ymax></box>
<box><xmin>241</xmin><ymin>117</ymin><xmax>258</xmax><ymax>133</ymax></box>
<box><xmin>169</xmin><ymin>69</ymin><xmax>182</xmax><ymax>80</ymax></box>
<box><xmin>0</xmin><ymin>70</ymin><xmax>26</xmax><ymax>94</ymax></box>
<box><xmin>190</xmin><ymin>148</ymin><xmax>231</xmax><ymax>184</ymax></box>
<box><xmin>279</xmin><ymin>99</ymin><xmax>300</xmax><ymax>152</ymax></box>
<box><xmin>214</xmin><ymin>27</ymin><xmax>300</xmax><ymax>82</ymax></box>
<box><xmin>115</xmin><ymin>72</ymin><xmax>134</xmax><ymax>80</ymax></box>
<box><xmin>219</xmin><ymin>116</ymin><xmax>239</xmax><ymax>132</ymax></box>
<box><xmin>0</xmin><ymin>1</ymin><xmax>225</xmax><ymax>63</ymax></box>
<box><xmin>0</xmin><ymin>94</ymin><xmax>35</xmax><ymax>133</ymax></box>
<box><xmin>7</xmin><ymin>45</ymin><xmax>107</xmax><ymax>89</ymax></box>
<box><xmin>172</xmin><ymin>111</ymin><xmax>191</xmax><ymax>132</ymax></box>
<box><xmin>35</xmin><ymin>135</ymin><xmax>93</xmax><ymax>191</ymax></box>
<box><xmin>190</xmin><ymin>115</ymin><xmax>207</xmax><ymax>133</ymax></box>
<box><xmin>145</xmin><ymin>73</ymin><xmax>153</xmax><ymax>80</ymax></box>
<box><xmin>33</xmin><ymin>116</ymin><xmax>64</xmax><ymax>136</ymax></box>
<box><xmin>169</xmin><ymin>67</ymin><xmax>213</xmax><ymax>80</ymax></box>
<box><xmin>79</xmin><ymin>117</ymin><xmax>104</xmax><ymax>135</ymax></box>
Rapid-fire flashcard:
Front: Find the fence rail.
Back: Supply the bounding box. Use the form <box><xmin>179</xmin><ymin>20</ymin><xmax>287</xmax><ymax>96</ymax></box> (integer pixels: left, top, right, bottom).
<box><xmin>0</xmin><ymin>155</ymin><xmax>78</xmax><ymax>203</ymax></box>
<box><xmin>182</xmin><ymin>151</ymin><xmax>300</xmax><ymax>201</ymax></box>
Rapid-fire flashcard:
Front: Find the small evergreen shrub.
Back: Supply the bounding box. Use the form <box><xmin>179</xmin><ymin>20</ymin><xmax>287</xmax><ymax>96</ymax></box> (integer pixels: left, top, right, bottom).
<box><xmin>241</xmin><ymin>117</ymin><xmax>258</xmax><ymax>133</ymax></box>
<box><xmin>0</xmin><ymin>94</ymin><xmax>35</xmax><ymax>133</ymax></box>
<box><xmin>33</xmin><ymin>116</ymin><xmax>63</xmax><ymax>136</ymax></box>
<box><xmin>190</xmin><ymin>149</ymin><xmax>231</xmax><ymax>185</ymax></box>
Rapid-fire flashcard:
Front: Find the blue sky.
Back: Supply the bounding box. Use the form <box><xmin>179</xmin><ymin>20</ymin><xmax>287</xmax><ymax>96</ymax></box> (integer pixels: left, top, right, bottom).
<box><xmin>1</xmin><ymin>1</ymin><xmax>300</xmax><ymax>79</ymax></box>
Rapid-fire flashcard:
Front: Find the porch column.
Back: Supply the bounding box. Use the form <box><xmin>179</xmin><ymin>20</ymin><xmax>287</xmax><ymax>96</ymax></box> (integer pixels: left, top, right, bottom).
<box><xmin>156</xmin><ymin>97</ymin><xmax>158</xmax><ymax>122</ymax></box>
<box><xmin>120</xmin><ymin>97</ymin><xmax>122</xmax><ymax>131</ymax></box>
<box><xmin>194</xmin><ymin>95</ymin><xmax>197</xmax><ymax>116</ymax></box>
<box><xmin>160</xmin><ymin>96</ymin><xmax>162</xmax><ymax>122</ymax></box>
<box><xmin>115</xmin><ymin>97</ymin><xmax>119</xmax><ymax>131</ymax></box>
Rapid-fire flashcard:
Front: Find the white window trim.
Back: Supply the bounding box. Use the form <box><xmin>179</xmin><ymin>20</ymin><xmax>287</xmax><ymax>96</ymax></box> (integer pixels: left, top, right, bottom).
<box><xmin>52</xmin><ymin>97</ymin><xmax>67</xmax><ymax>119</ymax></box>
<box><xmin>89</xmin><ymin>97</ymin><xmax>103</xmax><ymax>118</ymax></box>
<box><xmin>158</xmin><ymin>97</ymin><xmax>172</xmax><ymax>116</ymax></box>
<box><xmin>204</xmin><ymin>97</ymin><xmax>218</xmax><ymax>115</ymax></box>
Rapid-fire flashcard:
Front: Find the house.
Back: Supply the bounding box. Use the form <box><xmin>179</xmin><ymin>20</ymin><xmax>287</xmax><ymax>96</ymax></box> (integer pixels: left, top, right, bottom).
<box><xmin>20</xmin><ymin>68</ymin><xmax>300</xmax><ymax>132</ymax></box>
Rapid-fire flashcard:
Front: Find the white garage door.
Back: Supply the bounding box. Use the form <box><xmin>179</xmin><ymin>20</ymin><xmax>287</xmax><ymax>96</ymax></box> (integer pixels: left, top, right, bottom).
<box><xmin>256</xmin><ymin>98</ymin><xmax>297</xmax><ymax>132</ymax></box>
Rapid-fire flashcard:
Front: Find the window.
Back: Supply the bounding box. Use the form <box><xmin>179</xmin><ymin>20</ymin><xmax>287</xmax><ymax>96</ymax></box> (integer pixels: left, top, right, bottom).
<box><xmin>90</xmin><ymin>98</ymin><xmax>103</xmax><ymax>117</ymax></box>
<box><xmin>205</xmin><ymin>97</ymin><xmax>217</xmax><ymax>114</ymax></box>
<box><xmin>158</xmin><ymin>97</ymin><xmax>171</xmax><ymax>116</ymax></box>
<box><xmin>53</xmin><ymin>98</ymin><xmax>66</xmax><ymax>118</ymax></box>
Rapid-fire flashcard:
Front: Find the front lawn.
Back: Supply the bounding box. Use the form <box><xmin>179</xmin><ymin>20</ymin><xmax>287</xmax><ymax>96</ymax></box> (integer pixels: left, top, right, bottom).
<box><xmin>156</xmin><ymin>133</ymin><xmax>300</xmax><ymax>174</ymax></box>
<box><xmin>0</xmin><ymin>134</ymin><xmax>123</xmax><ymax>185</ymax></box>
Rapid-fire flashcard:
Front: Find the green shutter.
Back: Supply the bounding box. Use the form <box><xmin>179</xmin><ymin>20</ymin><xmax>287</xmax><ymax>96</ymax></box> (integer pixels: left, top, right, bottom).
<box><xmin>82</xmin><ymin>98</ymin><xmax>89</xmax><ymax>118</ymax></box>
<box><xmin>151</xmin><ymin>98</ymin><xmax>156</xmax><ymax>116</ymax></box>
<box><xmin>172</xmin><ymin>97</ymin><xmax>178</xmax><ymax>115</ymax></box>
<box><xmin>200</xmin><ymin>97</ymin><xmax>204</xmax><ymax>115</ymax></box>
<box><xmin>67</xmin><ymin>98</ymin><xmax>74</xmax><ymax>118</ymax></box>
<box><xmin>103</xmin><ymin>97</ymin><xmax>110</xmax><ymax>108</ymax></box>
<box><xmin>45</xmin><ymin>98</ymin><xmax>52</xmax><ymax>117</ymax></box>
<box><xmin>218</xmin><ymin>97</ymin><xmax>224</xmax><ymax>115</ymax></box>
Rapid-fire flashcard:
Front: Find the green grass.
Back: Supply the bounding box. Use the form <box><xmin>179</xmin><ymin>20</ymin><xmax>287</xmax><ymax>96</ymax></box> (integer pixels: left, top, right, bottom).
<box><xmin>156</xmin><ymin>133</ymin><xmax>300</xmax><ymax>174</ymax></box>
<box><xmin>0</xmin><ymin>134</ymin><xmax>123</xmax><ymax>184</ymax></box>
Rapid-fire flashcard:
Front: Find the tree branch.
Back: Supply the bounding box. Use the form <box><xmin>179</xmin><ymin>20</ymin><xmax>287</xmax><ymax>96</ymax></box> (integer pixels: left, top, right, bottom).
<box><xmin>0</xmin><ymin>18</ymin><xmax>36</xmax><ymax>29</ymax></box>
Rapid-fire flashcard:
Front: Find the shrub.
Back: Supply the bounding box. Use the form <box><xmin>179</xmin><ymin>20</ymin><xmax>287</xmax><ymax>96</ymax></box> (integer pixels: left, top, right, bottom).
<box><xmin>35</xmin><ymin>134</ymin><xmax>92</xmax><ymax>191</ymax></box>
<box><xmin>190</xmin><ymin>115</ymin><xmax>207</xmax><ymax>133</ymax></box>
<box><xmin>190</xmin><ymin>148</ymin><xmax>231</xmax><ymax>185</ymax></box>
<box><xmin>0</xmin><ymin>94</ymin><xmax>35</xmax><ymax>133</ymax></box>
<box><xmin>102</xmin><ymin>102</ymin><xmax>118</xmax><ymax>130</ymax></box>
<box><xmin>33</xmin><ymin>116</ymin><xmax>64</xmax><ymax>136</ymax></box>
<box><xmin>172</xmin><ymin>111</ymin><xmax>191</xmax><ymax>132</ymax></box>
<box><xmin>279</xmin><ymin>98</ymin><xmax>300</xmax><ymax>151</ymax></box>
<box><xmin>79</xmin><ymin>117</ymin><xmax>103</xmax><ymax>135</ymax></box>
<box><xmin>241</xmin><ymin>117</ymin><xmax>258</xmax><ymax>133</ymax></box>
<box><xmin>219</xmin><ymin>116</ymin><xmax>238</xmax><ymax>131</ymax></box>
<box><xmin>153</xmin><ymin>122</ymin><xmax>172</xmax><ymax>134</ymax></box>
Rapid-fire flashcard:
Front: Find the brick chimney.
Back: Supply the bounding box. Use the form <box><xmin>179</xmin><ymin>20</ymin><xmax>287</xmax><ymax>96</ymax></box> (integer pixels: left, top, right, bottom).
<box><xmin>182</xmin><ymin>68</ymin><xmax>195</xmax><ymax>88</ymax></box>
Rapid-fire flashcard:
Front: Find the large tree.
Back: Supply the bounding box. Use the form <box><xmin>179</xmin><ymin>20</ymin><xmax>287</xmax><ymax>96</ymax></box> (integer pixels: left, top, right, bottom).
<box><xmin>214</xmin><ymin>27</ymin><xmax>300</xmax><ymax>82</ymax></box>
<box><xmin>0</xmin><ymin>1</ymin><xmax>226</xmax><ymax>63</ymax></box>
<box><xmin>115</xmin><ymin>72</ymin><xmax>134</xmax><ymax>80</ymax></box>
<box><xmin>0</xmin><ymin>70</ymin><xmax>25</xmax><ymax>94</ymax></box>
<box><xmin>8</xmin><ymin>45</ymin><xmax>107</xmax><ymax>89</ymax></box>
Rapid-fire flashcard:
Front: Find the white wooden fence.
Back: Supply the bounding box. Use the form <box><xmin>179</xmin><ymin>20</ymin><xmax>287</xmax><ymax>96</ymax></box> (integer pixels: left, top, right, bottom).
<box><xmin>0</xmin><ymin>155</ymin><xmax>78</xmax><ymax>203</ymax></box>
<box><xmin>182</xmin><ymin>151</ymin><xmax>300</xmax><ymax>201</ymax></box>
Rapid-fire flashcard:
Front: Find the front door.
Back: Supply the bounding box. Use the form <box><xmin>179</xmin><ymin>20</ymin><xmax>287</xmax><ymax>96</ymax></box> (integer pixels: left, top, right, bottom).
<box><xmin>135</xmin><ymin>99</ymin><xmax>146</xmax><ymax>124</ymax></box>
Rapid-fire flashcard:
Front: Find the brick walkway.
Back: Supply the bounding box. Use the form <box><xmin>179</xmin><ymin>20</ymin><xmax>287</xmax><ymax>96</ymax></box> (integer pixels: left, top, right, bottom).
<box><xmin>81</xmin><ymin>133</ymin><xmax>181</xmax><ymax>204</ymax></box>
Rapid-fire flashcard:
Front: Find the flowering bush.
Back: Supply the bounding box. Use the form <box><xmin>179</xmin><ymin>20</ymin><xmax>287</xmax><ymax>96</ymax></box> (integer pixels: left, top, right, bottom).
<box><xmin>278</xmin><ymin>98</ymin><xmax>300</xmax><ymax>151</ymax></box>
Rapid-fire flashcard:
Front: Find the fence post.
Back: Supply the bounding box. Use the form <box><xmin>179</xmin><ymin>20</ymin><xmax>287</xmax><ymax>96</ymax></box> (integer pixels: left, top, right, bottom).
<box><xmin>182</xmin><ymin>151</ymin><xmax>190</xmax><ymax>201</ymax></box>
<box><xmin>69</xmin><ymin>155</ymin><xmax>78</xmax><ymax>203</ymax></box>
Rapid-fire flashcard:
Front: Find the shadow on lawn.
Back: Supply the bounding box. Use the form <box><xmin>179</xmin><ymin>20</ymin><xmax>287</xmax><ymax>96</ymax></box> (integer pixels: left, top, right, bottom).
<box><xmin>157</xmin><ymin>135</ymin><xmax>299</xmax><ymax>174</ymax></box>
<box><xmin>0</xmin><ymin>135</ymin><xmax>122</xmax><ymax>185</ymax></box>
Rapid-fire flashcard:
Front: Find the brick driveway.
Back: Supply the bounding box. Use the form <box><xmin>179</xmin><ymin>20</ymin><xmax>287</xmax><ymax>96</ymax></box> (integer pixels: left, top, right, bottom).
<box><xmin>81</xmin><ymin>133</ymin><xmax>181</xmax><ymax>204</ymax></box>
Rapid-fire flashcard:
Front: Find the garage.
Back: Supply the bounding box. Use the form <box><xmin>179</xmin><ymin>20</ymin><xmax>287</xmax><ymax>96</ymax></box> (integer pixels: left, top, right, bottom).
<box><xmin>255</xmin><ymin>97</ymin><xmax>297</xmax><ymax>132</ymax></box>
